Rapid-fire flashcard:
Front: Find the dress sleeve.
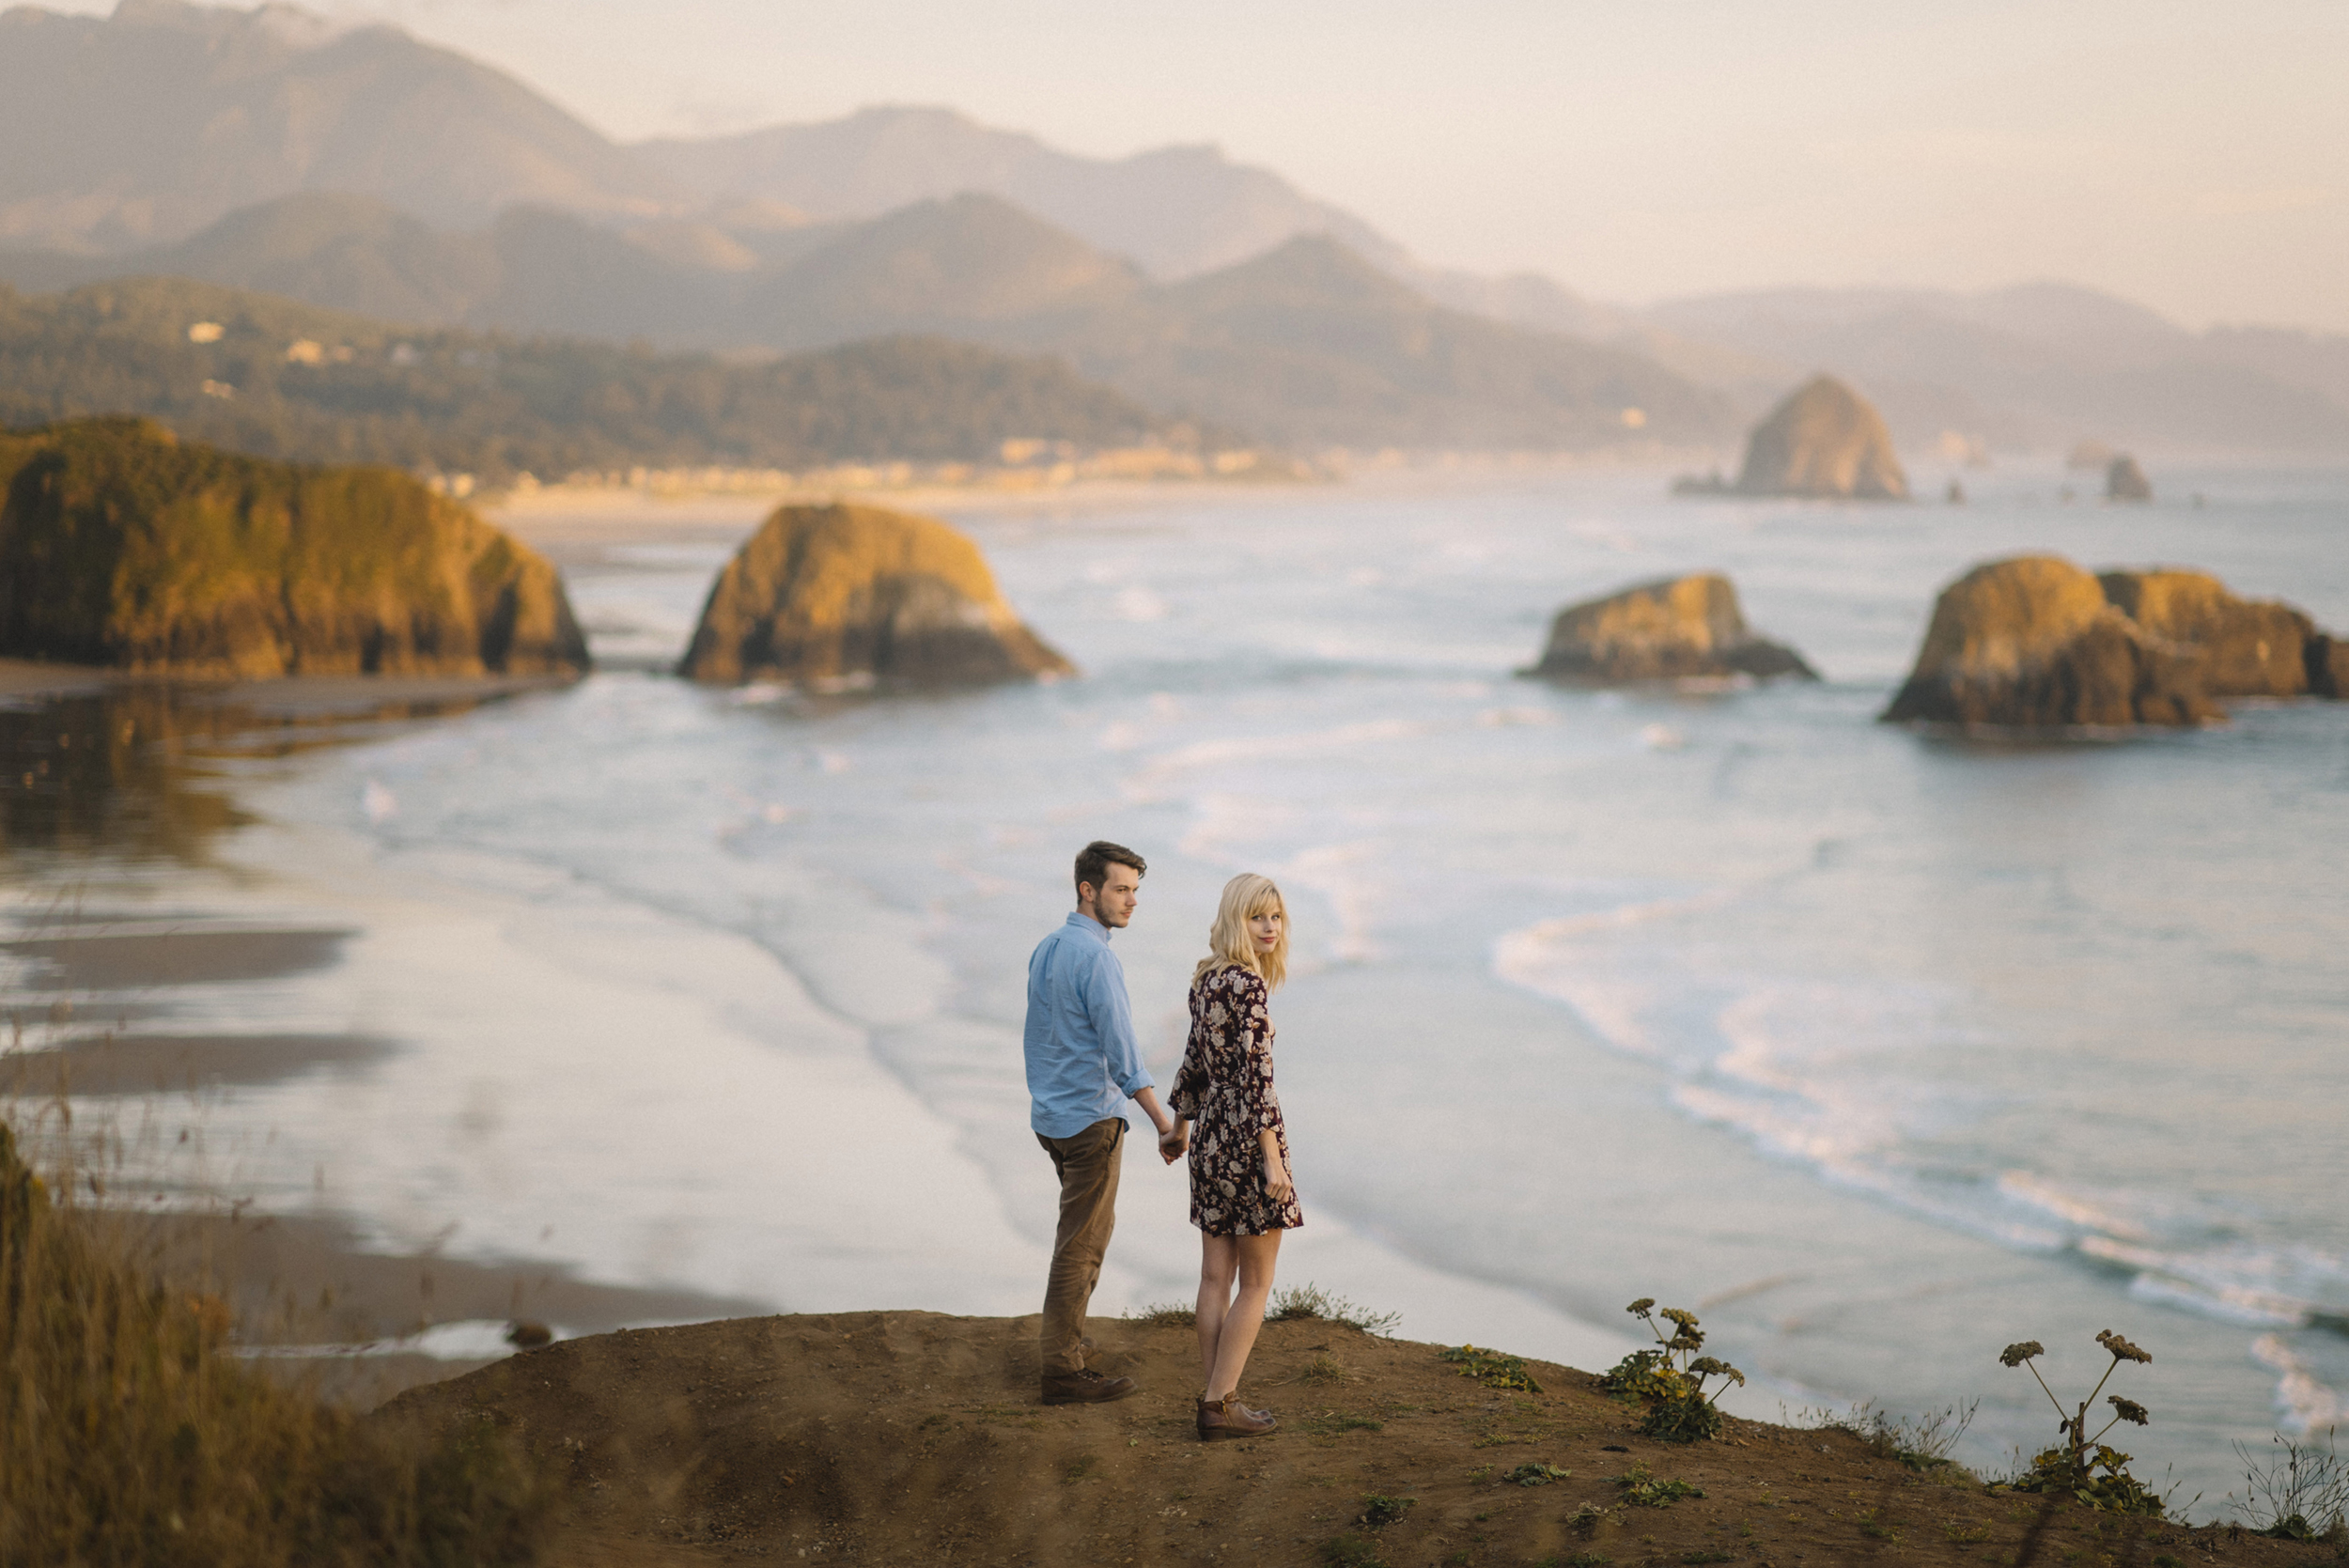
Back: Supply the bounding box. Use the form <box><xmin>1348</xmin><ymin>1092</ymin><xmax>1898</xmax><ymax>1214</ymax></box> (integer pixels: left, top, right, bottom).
<box><xmin>1170</xmin><ymin>981</ymin><xmax>1206</xmax><ymax>1120</ymax></box>
<box><xmin>1233</xmin><ymin>971</ymin><xmax>1283</xmax><ymax>1136</ymax></box>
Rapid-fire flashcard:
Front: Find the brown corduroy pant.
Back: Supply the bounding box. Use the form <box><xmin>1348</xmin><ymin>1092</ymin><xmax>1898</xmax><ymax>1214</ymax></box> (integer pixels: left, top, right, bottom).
<box><xmin>1035</xmin><ymin>1116</ymin><xmax>1126</xmax><ymax>1377</ymax></box>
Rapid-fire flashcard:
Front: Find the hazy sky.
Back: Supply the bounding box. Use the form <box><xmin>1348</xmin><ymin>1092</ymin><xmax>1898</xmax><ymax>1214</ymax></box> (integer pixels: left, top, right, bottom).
<box><xmin>63</xmin><ymin>0</ymin><xmax>2349</xmax><ymax>330</ymax></box>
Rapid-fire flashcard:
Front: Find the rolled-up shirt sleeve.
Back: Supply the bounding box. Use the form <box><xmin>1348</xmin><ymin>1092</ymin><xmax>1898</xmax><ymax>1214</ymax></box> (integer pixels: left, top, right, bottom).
<box><xmin>1086</xmin><ymin>946</ymin><xmax>1154</xmax><ymax>1099</ymax></box>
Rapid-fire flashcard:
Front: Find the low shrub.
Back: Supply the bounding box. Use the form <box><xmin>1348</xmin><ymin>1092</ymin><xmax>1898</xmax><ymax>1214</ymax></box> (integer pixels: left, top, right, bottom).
<box><xmin>1598</xmin><ymin>1299</ymin><xmax>1744</xmax><ymax>1443</ymax></box>
<box><xmin>1440</xmin><ymin>1343</ymin><xmax>1543</xmax><ymax>1393</ymax></box>
<box><xmin>1270</xmin><ymin>1282</ymin><xmax>1403</xmax><ymax>1336</ymax></box>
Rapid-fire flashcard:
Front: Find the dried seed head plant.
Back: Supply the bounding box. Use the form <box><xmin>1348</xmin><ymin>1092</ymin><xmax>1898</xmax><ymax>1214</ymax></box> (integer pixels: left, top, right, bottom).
<box><xmin>1995</xmin><ymin>1330</ymin><xmax>2168</xmax><ymax>1515</ymax></box>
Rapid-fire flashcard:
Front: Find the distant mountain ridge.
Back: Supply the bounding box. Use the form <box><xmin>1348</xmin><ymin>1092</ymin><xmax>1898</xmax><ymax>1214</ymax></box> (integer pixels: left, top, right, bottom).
<box><xmin>0</xmin><ymin>192</ymin><xmax>1735</xmax><ymax>451</ymax></box>
<box><xmin>635</xmin><ymin>105</ymin><xmax>1406</xmax><ymax>282</ymax></box>
<box><xmin>1646</xmin><ymin>283</ymin><xmax>2349</xmax><ymax>455</ymax></box>
<box><xmin>4</xmin><ymin>0</ymin><xmax>2344</xmax><ymax>456</ymax></box>
<box><xmin>0</xmin><ymin>0</ymin><xmax>667</xmax><ymax>250</ymax></box>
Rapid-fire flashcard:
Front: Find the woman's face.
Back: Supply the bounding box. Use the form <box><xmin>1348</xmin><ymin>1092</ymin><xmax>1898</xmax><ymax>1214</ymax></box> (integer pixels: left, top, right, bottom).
<box><xmin>1247</xmin><ymin>903</ymin><xmax>1283</xmax><ymax>953</ymax></box>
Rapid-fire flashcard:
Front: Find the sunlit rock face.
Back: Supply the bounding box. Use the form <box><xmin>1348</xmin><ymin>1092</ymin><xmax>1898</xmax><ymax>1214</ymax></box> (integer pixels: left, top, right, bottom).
<box><xmin>1734</xmin><ymin>375</ymin><xmax>1907</xmax><ymax>500</ymax></box>
<box><xmin>677</xmin><ymin>501</ymin><xmax>1075</xmax><ymax>690</ymax></box>
<box><xmin>0</xmin><ymin>418</ymin><xmax>587</xmax><ymax>677</ymax></box>
<box><xmin>2095</xmin><ymin>568</ymin><xmax>2314</xmax><ymax>697</ymax></box>
<box><xmin>1878</xmin><ymin>555</ymin><xmax>2348</xmax><ymax>727</ymax></box>
<box><xmin>1524</xmin><ymin>573</ymin><xmax>1817</xmax><ymax>685</ymax></box>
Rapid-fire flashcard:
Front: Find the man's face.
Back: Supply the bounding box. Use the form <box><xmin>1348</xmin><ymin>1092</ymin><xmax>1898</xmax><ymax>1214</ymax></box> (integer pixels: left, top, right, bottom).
<box><xmin>1081</xmin><ymin>863</ymin><xmax>1143</xmax><ymax>929</ymax></box>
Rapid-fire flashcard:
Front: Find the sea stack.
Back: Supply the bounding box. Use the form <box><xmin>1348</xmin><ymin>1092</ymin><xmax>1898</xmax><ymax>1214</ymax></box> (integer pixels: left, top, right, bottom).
<box><xmin>1882</xmin><ymin>557</ymin><xmax>2208</xmax><ymax>727</ymax></box>
<box><xmin>678</xmin><ymin>502</ymin><xmax>1075</xmax><ymax>689</ymax></box>
<box><xmin>1882</xmin><ymin>555</ymin><xmax>2349</xmax><ymax>726</ymax></box>
<box><xmin>1732</xmin><ymin>375</ymin><xmax>1907</xmax><ymax>500</ymax></box>
<box><xmin>2096</xmin><ymin>568</ymin><xmax>2328</xmax><ymax>697</ymax></box>
<box><xmin>0</xmin><ymin>418</ymin><xmax>587</xmax><ymax>677</ymax></box>
<box><xmin>1524</xmin><ymin>573</ymin><xmax>1818</xmax><ymax>685</ymax></box>
<box><xmin>2106</xmin><ymin>455</ymin><xmax>2153</xmax><ymax>503</ymax></box>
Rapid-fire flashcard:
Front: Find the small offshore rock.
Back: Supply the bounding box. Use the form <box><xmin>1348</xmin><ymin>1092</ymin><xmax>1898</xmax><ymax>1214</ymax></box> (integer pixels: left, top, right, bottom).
<box><xmin>2106</xmin><ymin>454</ymin><xmax>2153</xmax><ymax>503</ymax></box>
<box><xmin>1525</xmin><ymin>573</ymin><xmax>1818</xmax><ymax>685</ymax></box>
<box><xmin>506</xmin><ymin>1320</ymin><xmax>554</xmax><ymax>1349</ymax></box>
<box><xmin>679</xmin><ymin>502</ymin><xmax>1074</xmax><ymax>689</ymax></box>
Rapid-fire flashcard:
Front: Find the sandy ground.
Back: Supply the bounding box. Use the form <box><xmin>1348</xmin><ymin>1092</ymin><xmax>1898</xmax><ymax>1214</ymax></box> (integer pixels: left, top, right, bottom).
<box><xmin>379</xmin><ymin>1311</ymin><xmax>2335</xmax><ymax>1568</ymax></box>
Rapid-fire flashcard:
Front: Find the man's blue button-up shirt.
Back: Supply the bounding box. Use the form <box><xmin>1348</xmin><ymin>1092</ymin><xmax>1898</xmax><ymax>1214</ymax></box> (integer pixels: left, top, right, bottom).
<box><xmin>1024</xmin><ymin>911</ymin><xmax>1153</xmax><ymax>1139</ymax></box>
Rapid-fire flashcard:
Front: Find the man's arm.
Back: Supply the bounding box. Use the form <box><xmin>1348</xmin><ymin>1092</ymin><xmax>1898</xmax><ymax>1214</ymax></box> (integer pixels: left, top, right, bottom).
<box><xmin>1134</xmin><ymin>1086</ymin><xmax>1185</xmax><ymax>1163</ymax></box>
<box><xmin>1084</xmin><ymin>949</ymin><xmax>1173</xmax><ymax>1139</ymax></box>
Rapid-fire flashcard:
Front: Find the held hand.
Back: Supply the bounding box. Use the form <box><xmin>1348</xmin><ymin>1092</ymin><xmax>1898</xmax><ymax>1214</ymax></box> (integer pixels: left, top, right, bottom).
<box><xmin>1158</xmin><ymin>1124</ymin><xmax>1189</xmax><ymax>1164</ymax></box>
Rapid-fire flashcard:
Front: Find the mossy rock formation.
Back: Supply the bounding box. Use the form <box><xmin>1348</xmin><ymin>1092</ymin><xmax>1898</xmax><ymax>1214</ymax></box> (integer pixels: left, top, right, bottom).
<box><xmin>0</xmin><ymin>418</ymin><xmax>587</xmax><ymax>677</ymax></box>
<box><xmin>1882</xmin><ymin>555</ymin><xmax>2346</xmax><ymax>727</ymax></box>
<box><xmin>678</xmin><ymin>501</ymin><xmax>1074</xmax><ymax>689</ymax></box>
<box><xmin>1734</xmin><ymin>375</ymin><xmax>1907</xmax><ymax>499</ymax></box>
<box><xmin>1524</xmin><ymin>573</ymin><xmax>1817</xmax><ymax>685</ymax></box>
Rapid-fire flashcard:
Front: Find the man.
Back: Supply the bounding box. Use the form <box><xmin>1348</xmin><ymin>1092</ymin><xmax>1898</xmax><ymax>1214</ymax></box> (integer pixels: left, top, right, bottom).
<box><xmin>1023</xmin><ymin>839</ymin><xmax>1184</xmax><ymax>1405</ymax></box>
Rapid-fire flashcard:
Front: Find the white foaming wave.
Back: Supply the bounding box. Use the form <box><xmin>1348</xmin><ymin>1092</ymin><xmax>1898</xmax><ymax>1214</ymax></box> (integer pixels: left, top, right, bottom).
<box><xmin>1493</xmin><ymin>889</ymin><xmax>1739</xmax><ymax>955</ymax></box>
<box><xmin>2100</xmin><ymin>1237</ymin><xmax>2349</xmax><ymax>1330</ymax></box>
<box><xmin>1999</xmin><ymin>1174</ymin><xmax>2349</xmax><ymax>1330</ymax></box>
<box><xmin>2251</xmin><ymin>1334</ymin><xmax>2349</xmax><ymax>1434</ymax></box>
<box><xmin>1488</xmin><ymin>915</ymin><xmax>2261</xmax><ymax>1262</ymax></box>
<box><xmin>1665</xmin><ymin>1080</ymin><xmax>2072</xmax><ymax>1253</ymax></box>
<box><xmin>1276</xmin><ymin>839</ymin><xmax>1399</xmax><ymax>964</ymax></box>
<box><xmin>1998</xmin><ymin>1172</ymin><xmax>2163</xmax><ymax>1242</ymax></box>
<box><xmin>1124</xmin><ymin>719</ymin><xmax>1431</xmax><ymax>802</ymax></box>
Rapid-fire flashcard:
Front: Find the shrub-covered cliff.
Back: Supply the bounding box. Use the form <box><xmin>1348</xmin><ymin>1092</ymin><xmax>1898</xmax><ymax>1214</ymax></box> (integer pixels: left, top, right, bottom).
<box><xmin>0</xmin><ymin>417</ymin><xmax>587</xmax><ymax>677</ymax></box>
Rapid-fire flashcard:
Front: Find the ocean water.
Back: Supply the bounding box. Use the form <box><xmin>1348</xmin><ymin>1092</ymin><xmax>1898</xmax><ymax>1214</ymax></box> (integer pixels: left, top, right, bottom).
<box><xmin>7</xmin><ymin>462</ymin><xmax>2346</xmax><ymax>1505</ymax></box>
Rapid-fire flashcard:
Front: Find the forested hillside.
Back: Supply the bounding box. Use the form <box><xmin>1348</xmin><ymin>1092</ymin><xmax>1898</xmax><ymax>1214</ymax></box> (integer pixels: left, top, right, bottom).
<box><xmin>0</xmin><ymin>278</ymin><xmax>1182</xmax><ymax>481</ymax></box>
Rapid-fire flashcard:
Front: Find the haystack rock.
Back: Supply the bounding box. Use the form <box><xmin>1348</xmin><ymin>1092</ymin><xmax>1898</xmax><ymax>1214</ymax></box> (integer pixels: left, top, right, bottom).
<box><xmin>1879</xmin><ymin>554</ymin><xmax>2349</xmax><ymax>727</ymax></box>
<box><xmin>679</xmin><ymin>502</ymin><xmax>1074</xmax><ymax>689</ymax></box>
<box><xmin>1524</xmin><ymin>573</ymin><xmax>1818</xmax><ymax>685</ymax></box>
<box><xmin>2107</xmin><ymin>455</ymin><xmax>2153</xmax><ymax>503</ymax></box>
<box><xmin>0</xmin><ymin>418</ymin><xmax>587</xmax><ymax>677</ymax></box>
<box><xmin>1732</xmin><ymin>375</ymin><xmax>1907</xmax><ymax>500</ymax></box>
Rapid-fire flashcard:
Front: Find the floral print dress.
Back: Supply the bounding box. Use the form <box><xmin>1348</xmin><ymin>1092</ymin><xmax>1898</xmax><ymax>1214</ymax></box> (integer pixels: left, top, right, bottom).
<box><xmin>1170</xmin><ymin>964</ymin><xmax>1303</xmax><ymax>1236</ymax></box>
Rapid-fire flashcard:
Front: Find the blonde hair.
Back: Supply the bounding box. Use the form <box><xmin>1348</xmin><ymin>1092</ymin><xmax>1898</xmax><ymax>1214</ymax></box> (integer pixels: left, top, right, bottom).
<box><xmin>1191</xmin><ymin>873</ymin><xmax>1289</xmax><ymax>991</ymax></box>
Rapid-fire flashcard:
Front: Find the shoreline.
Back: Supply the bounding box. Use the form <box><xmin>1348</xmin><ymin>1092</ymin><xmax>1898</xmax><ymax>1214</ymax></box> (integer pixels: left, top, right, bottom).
<box><xmin>0</xmin><ymin>659</ymin><xmax>579</xmax><ymax>710</ymax></box>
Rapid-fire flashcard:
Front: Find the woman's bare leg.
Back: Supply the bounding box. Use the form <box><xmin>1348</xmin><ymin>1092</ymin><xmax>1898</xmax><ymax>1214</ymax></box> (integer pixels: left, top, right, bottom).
<box><xmin>1203</xmin><ymin>1232</ymin><xmax>1282</xmax><ymax>1402</ymax></box>
<box><xmin>1194</xmin><ymin>1234</ymin><xmax>1237</xmax><ymax>1387</ymax></box>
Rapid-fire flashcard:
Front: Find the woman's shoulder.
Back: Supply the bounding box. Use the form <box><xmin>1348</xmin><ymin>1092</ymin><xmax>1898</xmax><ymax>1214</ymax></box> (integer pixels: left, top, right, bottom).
<box><xmin>1206</xmin><ymin>963</ymin><xmax>1267</xmax><ymax>999</ymax></box>
<box><xmin>1195</xmin><ymin>961</ymin><xmax>1264</xmax><ymax>993</ymax></box>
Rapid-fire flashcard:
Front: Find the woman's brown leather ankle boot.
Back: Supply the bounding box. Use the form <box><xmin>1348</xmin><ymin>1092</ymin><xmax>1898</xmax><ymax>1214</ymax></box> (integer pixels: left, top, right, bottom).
<box><xmin>1196</xmin><ymin>1395</ymin><xmax>1277</xmax><ymax>1440</ymax></box>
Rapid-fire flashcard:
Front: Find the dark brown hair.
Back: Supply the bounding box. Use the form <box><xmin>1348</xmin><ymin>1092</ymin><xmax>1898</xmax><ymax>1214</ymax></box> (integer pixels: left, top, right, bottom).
<box><xmin>1074</xmin><ymin>840</ymin><xmax>1146</xmax><ymax>897</ymax></box>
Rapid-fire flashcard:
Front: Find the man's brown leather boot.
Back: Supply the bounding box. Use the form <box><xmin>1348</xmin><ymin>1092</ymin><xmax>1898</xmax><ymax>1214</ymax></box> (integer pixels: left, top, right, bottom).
<box><xmin>1041</xmin><ymin>1368</ymin><xmax>1138</xmax><ymax>1405</ymax></box>
<box><xmin>1196</xmin><ymin>1395</ymin><xmax>1276</xmax><ymax>1440</ymax></box>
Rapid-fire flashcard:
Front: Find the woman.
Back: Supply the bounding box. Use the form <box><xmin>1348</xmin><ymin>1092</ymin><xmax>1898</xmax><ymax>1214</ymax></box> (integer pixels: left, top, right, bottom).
<box><xmin>1166</xmin><ymin>872</ymin><xmax>1303</xmax><ymax>1441</ymax></box>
